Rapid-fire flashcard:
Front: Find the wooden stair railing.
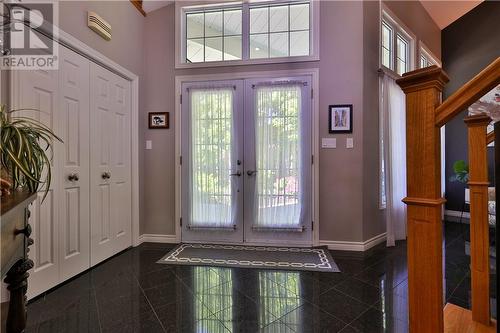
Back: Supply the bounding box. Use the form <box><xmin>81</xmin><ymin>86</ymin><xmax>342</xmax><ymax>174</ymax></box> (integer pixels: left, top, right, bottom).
<box><xmin>436</xmin><ymin>58</ymin><xmax>500</xmax><ymax>127</ymax></box>
<box><xmin>465</xmin><ymin>114</ymin><xmax>491</xmax><ymax>325</ymax></box>
<box><xmin>396</xmin><ymin>57</ymin><xmax>500</xmax><ymax>333</ymax></box>
<box><xmin>487</xmin><ymin>131</ymin><xmax>495</xmax><ymax>145</ymax></box>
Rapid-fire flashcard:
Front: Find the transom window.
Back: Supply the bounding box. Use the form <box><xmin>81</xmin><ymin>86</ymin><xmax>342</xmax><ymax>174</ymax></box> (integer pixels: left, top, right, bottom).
<box><xmin>186</xmin><ymin>8</ymin><xmax>243</xmax><ymax>62</ymax></box>
<box><xmin>249</xmin><ymin>3</ymin><xmax>310</xmax><ymax>59</ymax></box>
<box><xmin>380</xmin><ymin>11</ymin><xmax>414</xmax><ymax>76</ymax></box>
<box><xmin>180</xmin><ymin>1</ymin><xmax>315</xmax><ymax>66</ymax></box>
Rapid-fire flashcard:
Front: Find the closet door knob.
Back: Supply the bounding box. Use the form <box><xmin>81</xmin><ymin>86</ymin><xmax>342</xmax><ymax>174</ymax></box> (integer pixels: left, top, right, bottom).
<box><xmin>68</xmin><ymin>173</ymin><xmax>79</xmax><ymax>181</ymax></box>
<box><xmin>246</xmin><ymin>170</ymin><xmax>257</xmax><ymax>176</ymax></box>
<box><xmin>101</xmin><ymin>172</ymin><xmax>111</xmax><ymax>179</ymax></box>
<box><xmin>15</xmin><ymin>224</ymin><xmax>32</xmax><ymax>237</ymax></box>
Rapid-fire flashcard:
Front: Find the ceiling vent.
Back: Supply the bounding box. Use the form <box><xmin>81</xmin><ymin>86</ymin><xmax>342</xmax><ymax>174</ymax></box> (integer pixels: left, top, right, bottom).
<box><xmin>87</xmin><ymin>11</ymin><xmax>111</xmax><ymax>41</ymax></box>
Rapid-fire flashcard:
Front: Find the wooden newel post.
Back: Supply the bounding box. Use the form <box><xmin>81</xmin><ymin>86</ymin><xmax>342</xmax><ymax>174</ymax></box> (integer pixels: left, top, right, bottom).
<box><xmin>464</xmin><ymin>114</ymin><xmax>491</xmax><ymax>325</ymax></box>
<box><xmin>396</xmin><ymin>66</ymin><xmax>449</xmax><ymax>333</ymax></box>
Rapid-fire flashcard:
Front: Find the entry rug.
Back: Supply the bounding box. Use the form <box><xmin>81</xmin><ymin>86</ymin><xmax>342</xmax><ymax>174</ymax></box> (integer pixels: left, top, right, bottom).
<box><xmin>158</xmin><ymin>243</ymin><xmax>340</xmax><ymax>273</ymax></box>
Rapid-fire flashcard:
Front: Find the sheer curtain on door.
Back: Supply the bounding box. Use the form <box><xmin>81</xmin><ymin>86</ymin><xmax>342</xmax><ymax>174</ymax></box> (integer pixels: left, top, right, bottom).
<box><xmin>189</xmin><ymin>88</ymin><xmax>237</xmax><ymax>228</ymax></box>
<box><xmin>254</xmin><ymin>84</ymin><xmax>305</xmax><ymax>229</ymax></box>
<box><xmin>381</xmin><ymin>74</ymin><xmax>407</xmax><ymax>246</ymax></box>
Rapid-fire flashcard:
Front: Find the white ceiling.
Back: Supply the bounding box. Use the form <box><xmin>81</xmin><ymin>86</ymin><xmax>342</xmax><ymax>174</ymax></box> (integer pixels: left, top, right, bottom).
<box><xmin>419</xmin><ymin>0</ymin><xmax>483</xmax><ymax>29</ymax></box>
<box><xmin>142</xmin><ymin>0</ymin><xmax>174</xmax><ymax>14</ymax></box>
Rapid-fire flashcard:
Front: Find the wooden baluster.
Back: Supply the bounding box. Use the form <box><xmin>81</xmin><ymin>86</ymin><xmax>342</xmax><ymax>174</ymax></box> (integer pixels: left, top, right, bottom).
<box><xmin>396</xmin><ymin>66</ymin><xmax>449</xmax><ymax>333</ymax></box>
<box><xmin>465</xmin><ymin>114</ymin><xmax>491</xmax><ymax>325</ymax></box>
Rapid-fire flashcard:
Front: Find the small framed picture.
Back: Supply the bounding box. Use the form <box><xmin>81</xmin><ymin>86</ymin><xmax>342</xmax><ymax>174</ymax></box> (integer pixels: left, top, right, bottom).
<box><xmin>148</xmin><ymin>112</ymin><xmax>169</xmax><ymax>129</ymax></box>
<box><xmin>329</xmin><ymin>105</ymin><xmax>353</xmax><ymax>134</ymax></box>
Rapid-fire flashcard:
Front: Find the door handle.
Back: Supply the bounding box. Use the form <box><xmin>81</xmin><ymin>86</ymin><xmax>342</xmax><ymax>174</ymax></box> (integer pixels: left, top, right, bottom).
<box><xmin>229</xmin><ymin>171</ymin><xmax>242</xmax><ymax>177</ymax></box>
<box><xmin>68</xmin><ymin>173</ymin><xmax>79</xmax><ymax>181</ymax></box>
<box><xmin>101</xmin><ymin>172</ymin><xmax>111</xmax><ymax>180</ymax></box>
<box><xmin>246</xmin><ymin>170</ymin><xmax>257</xmax><ymax>176</ymax></box>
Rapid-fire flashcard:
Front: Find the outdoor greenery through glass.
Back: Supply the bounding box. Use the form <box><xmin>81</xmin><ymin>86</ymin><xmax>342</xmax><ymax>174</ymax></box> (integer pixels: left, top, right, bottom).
<box><xmin>190</xmin><ymin>88</ymin><xmax>234</xmax><ymax>227</ymax></box>
<box><xmin>255</xmin><ymin>85</ymin><xmax>302</xmax><ymax>228</ymax></box>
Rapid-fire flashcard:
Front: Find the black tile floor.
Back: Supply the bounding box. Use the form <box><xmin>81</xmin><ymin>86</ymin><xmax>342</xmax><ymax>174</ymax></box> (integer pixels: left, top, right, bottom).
<box><xmin>25</xmin><ymin>221</ymin><xmax>496</xmax><ymax>333</ymax></box>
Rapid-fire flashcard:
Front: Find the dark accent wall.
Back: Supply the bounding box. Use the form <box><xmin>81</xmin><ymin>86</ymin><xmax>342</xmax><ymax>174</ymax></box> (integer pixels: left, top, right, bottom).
<box><xmin>443</xmin><ymin>1</ymin><xmax>500</xmax><ymax>211</ymax></box>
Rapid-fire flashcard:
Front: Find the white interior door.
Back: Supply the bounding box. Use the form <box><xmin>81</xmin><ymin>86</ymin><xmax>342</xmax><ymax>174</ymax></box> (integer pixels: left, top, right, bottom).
<box><xmin>13</xmin><ymin>67</ymin><xmax>61</xmax><ymax>298</ymax></box>
<box><xmin>58</xmin><ymin>47</ymin><xmax>91</xmax><ymax>281</ymax></box>
<box><xmin>181</xmin><ymin>80</ymin><xmax>244</xmax><ymax>243</ymax></box>
<box><xmin>90</xmin><ymin>63</ymin><xmax>132</xmax><ymax>265</ymax></box>
<box><xmin>244</xmin><ymin>77</ymin><xmax>313</xmax><ymax>246</ymax></box>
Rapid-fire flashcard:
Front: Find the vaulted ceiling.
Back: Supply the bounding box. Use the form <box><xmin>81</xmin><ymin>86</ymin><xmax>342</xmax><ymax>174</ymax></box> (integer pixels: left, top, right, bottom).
<box><xmin>140</xmin><ymin>0</ymin><xmax>483</xmax><ymax>30</ymax></box>
<box><xmin>142</xmin><ymin>0</ymin><xmax>174</xmax><ymax>14</ymax></box>
<box><xmin>419</xmin><ymin>0</ymin><xmax>483</xmax><ymax>29</ymax></box>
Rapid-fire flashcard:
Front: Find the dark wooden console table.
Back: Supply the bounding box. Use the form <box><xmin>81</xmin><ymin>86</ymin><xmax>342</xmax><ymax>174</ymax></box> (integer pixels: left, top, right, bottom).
<box><xmin>1</xmin><ymin>191</ymin><xmax>36</xmax><ymax>333</ymax></box>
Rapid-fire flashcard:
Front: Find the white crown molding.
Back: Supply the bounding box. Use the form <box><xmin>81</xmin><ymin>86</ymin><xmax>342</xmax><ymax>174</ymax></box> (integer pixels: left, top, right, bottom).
<box><xmin>319</xmin><ymin>232</ymin><xmax>387</xmax><ymax>252</ymax></box>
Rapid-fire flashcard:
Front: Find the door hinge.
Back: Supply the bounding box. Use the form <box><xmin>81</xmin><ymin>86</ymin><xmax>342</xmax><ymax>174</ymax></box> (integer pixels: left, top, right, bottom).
<box><xmin>311</xmin><ymin>89</ymin><xmax>313</xmax><ymax>99</ymax></box>
<box><xmin>180</xmin><ymin>218</ymin><xmax>182</xmax><ymax>226</ymax></box>
<box><xmin>179</xmin><ymin>156</ymin><xmax>182</xmax><ymax>165</ymax></box>
<box><xmin>311</xmin><ymin>155</ymin><xmax>314</xmax><ymax>164</ymax></box>
<box><xmin>180</xmin><ymin>94</ymin><xmax>182</xmax><ymax>104</ymax></box>
<box><xmin>311</xmin><ymin>221</ymin><xmax>314</xmax><ymax>231</ymax></box>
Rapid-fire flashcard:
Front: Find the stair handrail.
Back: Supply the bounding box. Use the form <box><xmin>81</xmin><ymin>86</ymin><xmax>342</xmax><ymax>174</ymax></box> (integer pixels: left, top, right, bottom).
<box><xmin>435</xmin><ymin>57</ymin><xmax>500</xmax><ymax>127</ymax></box>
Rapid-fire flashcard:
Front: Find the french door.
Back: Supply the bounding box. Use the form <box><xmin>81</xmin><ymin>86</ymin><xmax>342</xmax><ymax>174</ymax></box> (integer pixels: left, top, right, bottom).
<box><xmin>181</xmin><ymin>76</ymin><xmax>312</xmax><ymax>246</ymax></box>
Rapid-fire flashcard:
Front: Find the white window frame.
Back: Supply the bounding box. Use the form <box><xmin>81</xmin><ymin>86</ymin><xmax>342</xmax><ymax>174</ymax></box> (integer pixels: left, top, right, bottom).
<box><xmin>380</xmin><ymin>6</ymin><xmax>416</xmax><ymax>77</ymax></box>
<box><xmin>419</xmin><ymin>41</ymin><xmax>441</xmax><ymax>69</ymax></box>
<box><xmin>175</xmin><ymin>0</ymin><xmax>320</xmax><ymax>69</ymax></box>
<box><xmin>378</xmin><ymin>6</ymin><xmax>415</xmax><ymax>209</ymax></box>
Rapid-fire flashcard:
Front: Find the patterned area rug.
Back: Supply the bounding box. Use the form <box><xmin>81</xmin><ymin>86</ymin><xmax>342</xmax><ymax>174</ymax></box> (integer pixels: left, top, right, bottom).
<box><xmin>158</xmin><ymin>243</ymin><xmax>340</xmax><ymax>272</ymax></box>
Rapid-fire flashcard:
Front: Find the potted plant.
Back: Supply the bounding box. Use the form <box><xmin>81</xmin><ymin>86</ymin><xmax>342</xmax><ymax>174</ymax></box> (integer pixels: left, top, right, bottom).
<box><xmin>449</xmin><ymin>159</ymin><xmax>470</xmax><ymax>202</ymax></box>
<box><xmin>0</xmin><ymin>105</ymin><xmax>62</xmax><ymax>200</ymax></box>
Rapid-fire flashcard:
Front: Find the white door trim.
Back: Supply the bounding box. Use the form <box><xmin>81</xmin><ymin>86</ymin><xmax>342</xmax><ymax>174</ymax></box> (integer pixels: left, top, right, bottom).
<box><xmin>10</xmin><ymin>22</ymin><xmax>140</xmax><ymax>248</ymax></box>
<box><xmin>175</xmin><ymin>68</ymin><xmax>320</xmax><ymax>247</ymax></box>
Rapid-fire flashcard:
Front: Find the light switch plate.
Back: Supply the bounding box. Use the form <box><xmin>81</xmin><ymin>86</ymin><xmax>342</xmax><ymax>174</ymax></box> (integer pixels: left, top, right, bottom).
<box><xmin>346</xmin><ymin>138</ymin><xmax>354</xmax><ymax>149</ymax></box>
<box><xmin>322</xmin><ymin>138</ymin><xmax>336</xmax><ymax>149</ymax></box>
<box><xmin>146</xmin><ymin>140</ymin><xmax>152</xmax><ymax>150</ymax></box>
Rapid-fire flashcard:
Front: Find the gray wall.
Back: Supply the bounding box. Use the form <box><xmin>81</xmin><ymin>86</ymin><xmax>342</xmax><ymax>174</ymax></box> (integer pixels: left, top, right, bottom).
<box><xmin>142</xmin><ymin>1</ymin><xmax>440</xmax><ymax>242</ymax></box>
<box><xmin>443</xmin><ymin>2</ymin><xmax>500</xmax><ymax>211</ymax></box>
<box><xmin>15</xmin><ymin>0</ymin><xmax>440</xmax><ymax>243</ymax></box>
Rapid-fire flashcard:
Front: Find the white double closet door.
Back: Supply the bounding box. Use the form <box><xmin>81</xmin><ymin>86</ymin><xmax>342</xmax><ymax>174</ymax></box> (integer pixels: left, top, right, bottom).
<box><xmin>12</xmin><ymin>45</ymin><xmax>132</xmax><ymax>298</ymax></box>
<box><xmin>181</xmin><ymin>76</ymin><xmax>312</xmax><ymax>246</ymax></box>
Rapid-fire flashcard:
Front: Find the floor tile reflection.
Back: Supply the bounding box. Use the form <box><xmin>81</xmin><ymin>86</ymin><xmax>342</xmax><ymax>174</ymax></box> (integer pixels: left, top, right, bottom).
<box><xmin>24</xmin><ymin>221</ymin><xmax>493</xmax><ymax>332</ymax></box>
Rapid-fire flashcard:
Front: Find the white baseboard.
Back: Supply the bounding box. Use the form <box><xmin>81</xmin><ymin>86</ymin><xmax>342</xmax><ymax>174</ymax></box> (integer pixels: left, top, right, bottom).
<box><xmin>319</xmin><ymin>232</ymin><xmax>387</xmax><ymax>252</ymax></box>
<box><xmin>444</xmin><ymin>210</ymin><xmax>470</xmax><ymax>219</ymax></box>
<box><xmin>138</xmin><ymin>234</ymin><xmax>178</xmax><ymax>244</ymax></box>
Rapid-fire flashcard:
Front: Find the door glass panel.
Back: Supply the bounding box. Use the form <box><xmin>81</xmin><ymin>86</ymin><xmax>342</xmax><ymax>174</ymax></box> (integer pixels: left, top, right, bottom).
<box><xmin>254</xmin><ymin>85</ymin><xmax>302</xmax><ymax>228</ymax></box>
<box><xmin>190</xmin><ymin>88</ymin><xmax>234</xmax><ymax>227</ymax></box>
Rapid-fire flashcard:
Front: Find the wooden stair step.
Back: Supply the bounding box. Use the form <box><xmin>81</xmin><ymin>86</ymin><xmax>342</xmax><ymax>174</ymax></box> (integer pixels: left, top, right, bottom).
<box><xmin>444</xmin><ymin>303</ymin><xmax>497</xmax><ymax>333</ymax></box>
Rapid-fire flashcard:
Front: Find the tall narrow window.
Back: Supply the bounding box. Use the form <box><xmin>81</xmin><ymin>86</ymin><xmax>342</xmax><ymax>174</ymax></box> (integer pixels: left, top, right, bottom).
<box><xmin>381</xmin><ymin>22</ymin><xmax>392</xmax><ymax>69</ymax></box>
<box><xmin>380</xmin><ymin>11</ymin><xmax>414</xmax><ymax>75</ymax></box>
<box><xmin>190</xmin><ymin>88</ymin><xmax>235</xmax><ymax>227</ymax></box>
<box><xmin>396</xmin><ymin>34</ymin><xmax>408</xmax><ymax>75</ymax></box>
<box><xmin>254</xmin><ymin>85</ymin><xmax>303</xmax><ymax>228</ymax></box>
